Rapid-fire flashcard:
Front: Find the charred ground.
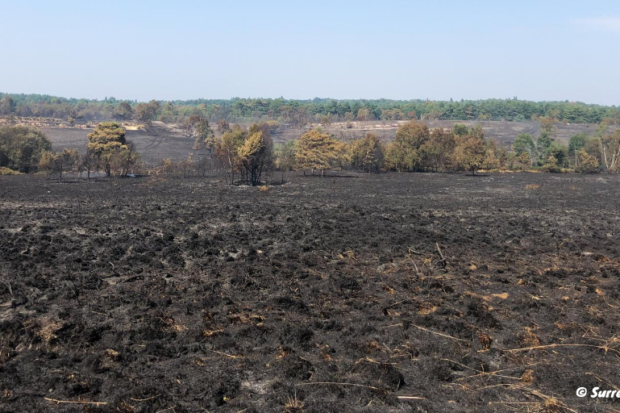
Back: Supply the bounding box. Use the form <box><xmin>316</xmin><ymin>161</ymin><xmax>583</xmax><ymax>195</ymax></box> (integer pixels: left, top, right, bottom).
<box><xmin>1</xmin><ymin>173</ymin><xmax>620</xmax><ymax>412</ymax></box>
<box><xmin>37</xmin><ymin>119</ymin><xmax>603</xmax><ymax>167</ymax></box>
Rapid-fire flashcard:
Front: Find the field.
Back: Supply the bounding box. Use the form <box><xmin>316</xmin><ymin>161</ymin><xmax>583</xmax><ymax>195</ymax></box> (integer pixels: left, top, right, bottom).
<box><xmin>41</xmin><ymin>124</ymin><xmax>197</xmax><ymax>167</ymax></box>
<box><xmin>39</xmin><ymin>119</ymin><xmax>601</xmax><ymax>167</ymax></box>
<box><xmin>2</xmin><ymin>172</ymin><xmax>620</xmax><ymax>412</ymax></box>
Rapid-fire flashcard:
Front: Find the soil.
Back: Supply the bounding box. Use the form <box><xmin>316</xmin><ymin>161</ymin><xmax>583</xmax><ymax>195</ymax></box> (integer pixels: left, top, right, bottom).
<box><xmin>1</xmin><ymin>172</ymin><xmax>620</xmax><ymax>412</ymax></box>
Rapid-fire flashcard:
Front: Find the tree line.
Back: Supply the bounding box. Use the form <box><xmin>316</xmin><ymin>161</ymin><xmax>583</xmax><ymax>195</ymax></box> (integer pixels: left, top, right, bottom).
<box><xmin>0</xmin><ymin>123</ymin><xmax>140</xmax><ymax>180</ymax></box>
<box><xmin>2</xmin><ymin>118</ymin><xmax>618</xmax><ymax>180</ymax></box>
<box><xmin>154</xmin><ymin>118</ymin><xmax>620</xmax><ymax>181</ymax></box>
<box><xmin>2</xmin><ymin>93</ymin><xmax>619</xmax><ymax>127</ymax></box>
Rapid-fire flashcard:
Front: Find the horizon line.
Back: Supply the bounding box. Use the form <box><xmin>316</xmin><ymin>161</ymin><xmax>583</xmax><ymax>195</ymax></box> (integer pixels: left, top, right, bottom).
<box><xmin>1</xmin><ymin>91</ymin><xmax>618</xmax><ymax>107</ymax></box>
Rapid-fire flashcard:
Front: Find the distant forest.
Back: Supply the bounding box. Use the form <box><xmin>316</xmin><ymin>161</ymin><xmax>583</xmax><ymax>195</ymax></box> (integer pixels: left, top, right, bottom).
<box><xmin>1</xmin><ymin>93</ymin><xmax>619</xmax><ymax>126</ymax></box>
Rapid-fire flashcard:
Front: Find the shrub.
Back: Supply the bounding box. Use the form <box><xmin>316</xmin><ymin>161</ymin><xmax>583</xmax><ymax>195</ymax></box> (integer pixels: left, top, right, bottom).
<box><xmin>575</xmin><ymin>149</ymin><xmax>600</xmax><ymax>174</ymax></box>
<box><xmin>0</xmin><ymin>166</ymin><xmax>21</xmax><ymax>175</ymax></box>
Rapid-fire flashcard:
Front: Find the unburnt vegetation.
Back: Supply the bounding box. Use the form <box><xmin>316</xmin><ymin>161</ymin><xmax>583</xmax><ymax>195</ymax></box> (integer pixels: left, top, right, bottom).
<box><xmin>1</xmin><ymin>173</ymin><xmax>620</xmax><ymax>412</ymax></box>
<box><xmin>2</xmin><ymin>93</ymin><xmax>620</xmax><ymax>126</ymax></box>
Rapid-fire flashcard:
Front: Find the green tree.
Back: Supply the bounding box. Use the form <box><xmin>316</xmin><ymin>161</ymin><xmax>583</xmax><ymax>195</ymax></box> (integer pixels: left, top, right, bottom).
<box><xmin>469</xmin><ymin>124</ymin><xmax>485</xmax><ymax>139</ymax></box>
<box><xmin>454</xmin><ymin>134</ymin><xmax>487</xmax><ymax>175</ymax></box>
<box><xmin>0</xmin><ymin>125</ymin><xmax>52</xmax><ymax>172</ymax></box>
<box><xmin>547</xmin><ymin>142</ymin><xmax>568</xmax><ymax>168</ymax></box>
<box><xmin>568</xmin><ymin>133</ymin><xmax>587</xmax><ymax>165</ymax></box>
<box><xmin>350</xmin><ymin>133</ymin><xmax>384</xmax><ymax>173</ymax></box>
<box><xmin>453</xmin><ymin>124</ymin><xmax>469</xmax><ymax>136</ymax></box>
<box><xmin>513</xmin><ymin>133</ymin><xmax>536</xmax><ymax>159</ymax></box>
<box><xmin>385</xmin><ymin>121</ymin><xmax>430</xmax><ymax>171</ymax></box>
<box><xmin>274</xmin><ymin>140</ymin><xmax>297</xmax><ymax>183</ymax></box>
<box><xmin>536</xmin><ymin>132</ymin><xmax>552</xmax><ymax>163</ymax></box>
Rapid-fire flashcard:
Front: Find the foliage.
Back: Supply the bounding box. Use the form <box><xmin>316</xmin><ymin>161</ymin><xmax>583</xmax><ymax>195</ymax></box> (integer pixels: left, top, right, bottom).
<box><xmin>0</xmin><ymin>96</ymin><xmax>16</xmax><ymax>115</ymax></box>
<box><xmin>536</xmin><ymin>132</ymin><xmax>552</xmax><ymax>162</ymax></box>
<box><xmin>540</xmin><ymin>155</ymin><xmax>561</xmax><ymax>173</ymax></box>
<box><xmin>238</xmin><ymin>132</ymin><xmax>268</xmax><ymax>185</ymax></box>
<box><xmin>575</xmin><ymin>149</ymin><xmax>600</xmax><ymax>173</ymax></box>
<box><xmin>113</xmin><ymin>102</ymin><xmax>134</xmax><ymax>120</ymax></box>
<box><xmin>349</xmin><ymin>133</ymin><xmax>385</xmax><ymax>173</ymax></box>
<box><xmin>453</xmin><ymin>124</ymin><xmax>469</xmax><ymax>136</ymax></box>
<box><xmin>385</xmin><ymin>121</ymin><xmax>430</xmax><ymax>171</ymax></box>
<box><xmin>87</xmin><ymin>122</ymin><xmax>130</xmax><ymax>176</ymax></box>
<box><xmin>598</xmin><ymin>129</ymin><xmax>620</xmax><ymax>171</ymax></box>
<box><xmin>547</xmin><ymin>142</ymin><xmax>568</xmax><ymax>168</ymax></box>
<box><xmin>420</xmin><ymin>128</ymin><xmax>455</xmax><ymax>171</ymax></box>
<box><xmin>0</xmin><ymin>125</ymin><xmax>52</xmax><ymax>172</ymax></box>
<box><xmin>513</xmin><ymin>133</ymin><xmax>536</xmax><ymax>158</ymax></box>
<box><xmin>190</xmin><ymin>117</ymin><xmax>215</xmax><ymax>152</ymax></box>
<box><xmin>2</xmin><ymin>93</ymin><xmax>619</xmax><ymax>125</ymax></box>
<box><xmin>215</xmin><ymin>123</ymin><xmax>274</xmax><ymax>185</ymax></box>
<box><xmin>568</xmin><ymin>134</ymin><xmax>587</xmax><ymax>156</ymax></box>
<box><xmin>39</xmin><ymin>149</ymin><xmax>79</xmax><ymax>181</ymax></box>
<box><xmin>483</xmin><ymin>139</ymin><xmax>501</xmax><ymax>170</ymax></box>
<box><xmin>135</xmin><ymin>100</ymin><xmax>160</xmax><ymax>123</ymax></box>
<box><xmin>295</xmin><ymin>129</ymin><xmax>343</xmax><ymax>175</ymax></box>
<box><xmin>216</xmin><ymin>125</ymin><xmax>247</xmax><ymax>184</ymax></box>
<box><xmin>0</xmin><ymin>166</ymin><xmax>21</xmax><ymax>175</ymax></box>
<box><xmin>274</xmin><ymin>140</ymin><xmax>296</xmax><ymax>171</ymax></box>
<box><xmin>262</xmin><ymin>120</ymin><xmax>280</xmax><ymax>134</ymax></box>
<box><xmin>539</xmin><ymin>116</ymin><xmax>556</xmax><ymax>135</ymax></box>
<box><xmin>274</xmin><ymin>140</ymin><xmax>297</xmax><ymax>183</ymax></box>
<box><xmin>217</xmin><ymin>119</ymin><xmax>230</xmax><ymax>134</ymax></box>
<box><xmin>511</xmin><ymin>151</ymin><xmax>532</xmax><ymax>170</ymax></box>
<box><xmin>453</xmin><ymin>134</ymin><xmax>486</xmax><ymax>175</ymax></box>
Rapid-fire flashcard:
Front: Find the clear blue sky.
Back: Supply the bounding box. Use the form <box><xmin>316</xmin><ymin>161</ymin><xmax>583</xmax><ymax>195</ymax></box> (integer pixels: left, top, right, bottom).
<box><xmin>1</xmin><ymin>0</ymin><xmax>619</xmax><ymax>104</ymax></box>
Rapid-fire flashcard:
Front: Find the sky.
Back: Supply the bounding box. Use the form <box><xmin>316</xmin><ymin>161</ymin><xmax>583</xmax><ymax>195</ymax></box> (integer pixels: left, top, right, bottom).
<box><xmin>1</xmin><ymin>0</ymin><xmax>620</xmax><ymax>105</ymax></box>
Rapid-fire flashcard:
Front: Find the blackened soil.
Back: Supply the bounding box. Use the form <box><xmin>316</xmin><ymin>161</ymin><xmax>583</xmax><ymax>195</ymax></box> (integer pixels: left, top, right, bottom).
<box><xmin>1</xmin><ymin>172</ymin><xmax>620</xmax><ymax>412</ymax></box>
